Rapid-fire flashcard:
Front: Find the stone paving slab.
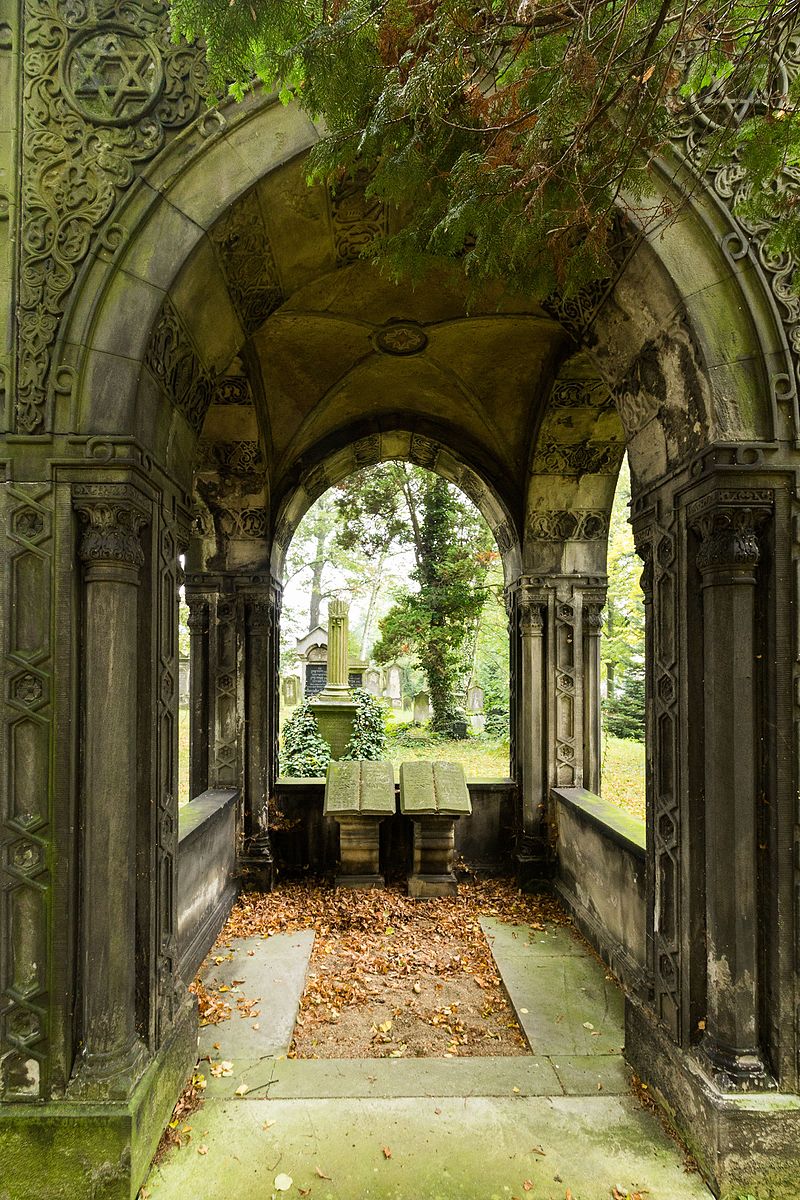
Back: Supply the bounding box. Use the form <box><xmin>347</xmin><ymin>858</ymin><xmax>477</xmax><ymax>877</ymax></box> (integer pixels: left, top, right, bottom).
<box><xmin>267</xmin><ymin>1054</ymin><xmax>562</xmax><ymax>1098</ymax></box>
<box><xmin>146</xmin><ymin>1094</ymin><xmax>713</xmax><ymax>1199</ymax></box>
<box><xmin>198</xmin><ymin>931</ymin><xmax>314</xmax><ymax>1098</ymax></box>
<box><xmin>549</xmin><ymin>1053</ymin><xmax>631</xmax><ymax>1095</ymax></box>
<box><xmin>482</xmin><ymin>918</ymin><xmax>624</xmax><ymax>1056</ymax></box>
<box><xmin>481</xmin><ymin>917</ymin><xmax>586</xmax><ymax>957</ymax></box>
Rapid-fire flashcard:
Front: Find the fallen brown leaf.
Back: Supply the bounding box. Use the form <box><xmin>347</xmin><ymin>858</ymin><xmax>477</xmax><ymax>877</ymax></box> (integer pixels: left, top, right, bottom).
<box><xmin>523</xmin><ymin>1181</ymin><xmax>533</xmax><ymax>1192</ymax></box>
<box><xmin>314</xmin><ymin>1167</ymin><xmax>332</xmax><ymax>1180</ymax></box>
<box><xmin>197</xmin><ymin>1145</ymin><xmax>208</xmax><ymax>1156</ymax></box>
<box><xmin>382</xmin><ymin>1146</ymin><xmax>392</xmax><ymax>1159</ymax></box>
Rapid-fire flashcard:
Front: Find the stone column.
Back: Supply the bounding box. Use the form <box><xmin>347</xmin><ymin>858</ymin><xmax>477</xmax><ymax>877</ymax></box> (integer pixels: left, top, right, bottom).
<box><xmin>516</xmin><ymin>583</ymin><xmax>548</xmax><ymax>879</ymax></box>
<box><xmin>582</xmin><ymin>589</ymin><xmax>605</xmax><ymax>796</ymax></box>
<box><xmin>186</xmin><ymin>593</ymin><xmax>210</xmax><ymax>801</ymax></box>
<box><xmin>239</xmin><ymin>591</ymin><xmax>274</xmax><ymax>890</ymax></box>
<box><xmin>70</xmin><ymin>485</ymin><xmax>149</xmax><ymax>1098</ymax></box>
<box><xmin>691</xmin><ymin>499</ymin><xmax>771</xmax><ymax>1088</ymax></box>
<box><xmin>322</xmin><ymin>598</ymin><xmax>349</xmax><ymax>696</ymax></box>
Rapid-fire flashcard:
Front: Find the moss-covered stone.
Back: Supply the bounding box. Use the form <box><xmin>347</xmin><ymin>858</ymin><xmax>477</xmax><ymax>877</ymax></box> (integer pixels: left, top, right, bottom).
<box><xmin>0</xmin><ymin>1001</ymin><xmax>197</xmax><ymax>1200</ymax></box>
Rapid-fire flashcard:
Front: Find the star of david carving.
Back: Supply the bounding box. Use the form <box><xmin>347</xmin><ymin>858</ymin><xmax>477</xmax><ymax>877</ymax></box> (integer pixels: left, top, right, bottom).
<box><xmin>70</xmin><ymin>31</ymin><xmax>159</xmax><ymax>123</ymax></box>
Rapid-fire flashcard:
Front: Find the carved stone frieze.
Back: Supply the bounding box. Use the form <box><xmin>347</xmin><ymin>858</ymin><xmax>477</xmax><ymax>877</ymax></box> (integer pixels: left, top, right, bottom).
<box><xmin>212</xmin><ymin>376</ymin><xmax>253</xmax><ymax>406</ymax></box>
<box><xmin>209</xmin><ymin>188</ymin><xmax>283</xmax><ymax>335</ymax></box>
<box><xmin>533</xmin><ymin>441</ymin><xmax>621</xmax><ymax>475</ymax></box>
<box><xmin>16</xmin><ymin>0</ymin><xmax>205</xmax><ymax>434</ymax></box>
<box><xmin>352</xmin><ymin>435</ymin><xmax>381</xmax><ymax>468</ymax></box>
<box><xmin>548</xmin><ymin>379</ymin><xmax>615</xmax><ymax>410</ymax></box>
<box><xmin>408</xmin><ymin>434</ymin><xmax>441</xmax><ymax>470</ymax></box>
<box><xmin>73</xmin><ymin>485</ymin><xmax>149</xmax><ymax>569</ymax></box>
<box><xmin>527</xmin><ymin>509</ymin><xmax>608</xmax><ymax>541</ymax></box>
<box><xmin>330</xmin><ymin>172</ymin><xmax>389</xmax><ymax>266</ymax></box>
<box><xmin>196</xmin><ymin>439</ymin><xmax>264</xmax><ymax>479</ymax></box>
<box><xmin>145</xmin><ymin>297</ymin><xmax>214</xmax><ymax>432</ymax></box>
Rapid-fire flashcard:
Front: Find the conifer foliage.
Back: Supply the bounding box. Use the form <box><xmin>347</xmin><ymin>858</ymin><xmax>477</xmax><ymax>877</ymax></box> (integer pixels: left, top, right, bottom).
<box><xmin>169</xmin><ymin>0</ymin><xmax>800</xmax><ymax>293</ymax></box>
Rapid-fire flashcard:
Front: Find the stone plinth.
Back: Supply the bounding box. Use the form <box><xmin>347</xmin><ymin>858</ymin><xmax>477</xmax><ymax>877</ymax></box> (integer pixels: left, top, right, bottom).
<box><xmin>324</xmin><ymin>761</ymin><xmax>395</xmax><ymax>888</ymax></box>
<box><xmin>399</xmin><ymin>762</ymin><xmax>472</xmax><ymax>897</ymax></box>
<box><xmin>312</xmin><ymin>698</ymin><xmax>358</xmax><ymax>759</ymax></box>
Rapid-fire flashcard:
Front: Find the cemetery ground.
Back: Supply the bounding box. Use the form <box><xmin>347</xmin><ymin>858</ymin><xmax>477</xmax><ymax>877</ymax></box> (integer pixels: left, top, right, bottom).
<box><xmin>144</xmin><ymin>878</ymin><xmax>710</xmax><ymax>1200</ymax></box>
<box><xmin>178</xmin><ymin>708</ymin><xmax>646</xmax><ymax>821</ymax></box>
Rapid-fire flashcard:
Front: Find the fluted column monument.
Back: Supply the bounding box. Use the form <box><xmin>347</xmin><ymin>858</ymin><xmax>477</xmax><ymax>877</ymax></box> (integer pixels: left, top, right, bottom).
<box><xmin>311</xmin><ymin>599</ymin><xmax>358</xmax><ymax>759</ymax></box>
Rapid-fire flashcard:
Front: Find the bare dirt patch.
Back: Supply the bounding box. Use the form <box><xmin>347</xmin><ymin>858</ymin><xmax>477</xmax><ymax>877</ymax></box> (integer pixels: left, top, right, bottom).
<box><xmin>210</xmin><ymin>877</ymin><xmax>566</xmax><ymax>1059</ymax></box>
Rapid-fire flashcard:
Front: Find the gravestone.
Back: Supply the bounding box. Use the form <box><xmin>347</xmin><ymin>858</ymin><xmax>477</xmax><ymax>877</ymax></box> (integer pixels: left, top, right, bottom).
<box><xmin>413</xmin><ymin>691</ymin><xmax>430</xmax><ymax>723</ymax></box>
<box><xmin>282</xmin><ymin>675</ymin><xmax>301</xmax><ymax>706</ymax></box>
<box><xmin>364</xmin><ymin>668</ymin><xmax>382</xmax><ymax>696</ymax></box>
<box><xmin>385</xmin><ymin>663</ymin><xmax>402</xmax><ymax>709</ymax></box>
<box><xmin>466</xmin><ymin>684</ymin><xmax>484</xmax><ymax>712</ymax></box>
<box><xmin>305</xmin><ymin>662</ymin><xmax>327</xmax><ymax>696</ymax></box>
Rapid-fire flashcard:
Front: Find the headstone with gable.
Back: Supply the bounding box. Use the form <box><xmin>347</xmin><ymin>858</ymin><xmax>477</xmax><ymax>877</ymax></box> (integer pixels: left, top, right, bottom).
<box><xmin>364</xmin><ymin>668</ymin><xmax>382</xmax><ymax>696</ymax></box>
<box><xmin>399</xmin><ymin>761</ymin><xmax>472</xmax><ymax>898</ymax></box>
<box><xmin>324</xmin><ymin>760</ymin><xmax>395</xmax><ymax>888</ymax></box>
<box><xmin>385</xmin><ymin>663</ymin><xmax>402</xmax><ymax>709</ymax></box>
<box><xmin>281</xmin><ymin>675</ymin><xmax>301</xmax><ymax>706</ymax></box>
<box><xmin>413</xmin><ymin>691</ymin><xmax>430</xmax><ymax>723</ymax></box>
<box><xmin>466</xmin><ymin>684</ymin><xmax>484</xmax><ymax>712</ymax></box>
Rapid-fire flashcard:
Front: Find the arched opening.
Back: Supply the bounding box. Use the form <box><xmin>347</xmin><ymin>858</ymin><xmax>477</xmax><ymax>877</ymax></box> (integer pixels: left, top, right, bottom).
<box><xmin>8</xmin><ymin>69</ymin><xmax>800</xmax><ymax>1200</ymax></box>
<box><xmin>277</xmin><ymin>462</ymin><xmax>511</xmax><ymax>782</ymax></box>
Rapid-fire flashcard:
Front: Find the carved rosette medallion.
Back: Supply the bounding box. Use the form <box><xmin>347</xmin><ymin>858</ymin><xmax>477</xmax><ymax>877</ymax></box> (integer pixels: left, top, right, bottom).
<box><xmin>372</xmin><ymin>321</ymin><xmax>428</xmax><ymax>356</ymax></box>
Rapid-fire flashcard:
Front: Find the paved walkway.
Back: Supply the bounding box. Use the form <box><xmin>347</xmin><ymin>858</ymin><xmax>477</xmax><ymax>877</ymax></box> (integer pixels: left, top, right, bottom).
<box><xmin>145</xmin><ymin>917</ymin><xmax>712</xmax><ymax>1200</ymax></box>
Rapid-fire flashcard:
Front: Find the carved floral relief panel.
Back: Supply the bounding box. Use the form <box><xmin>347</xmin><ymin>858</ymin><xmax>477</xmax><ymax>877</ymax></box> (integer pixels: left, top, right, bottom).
<box><xmin>17</xmin><ymin>0</ymin><xmax>205</xmax><ymax>434</ymax></box>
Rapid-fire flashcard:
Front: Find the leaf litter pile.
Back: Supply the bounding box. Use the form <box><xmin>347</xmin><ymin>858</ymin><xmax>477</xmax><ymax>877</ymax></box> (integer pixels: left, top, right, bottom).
<box><xmin>197</xmin><ymin>877</ymin><xmax>567</xmax><ymax>1059</ymax></box>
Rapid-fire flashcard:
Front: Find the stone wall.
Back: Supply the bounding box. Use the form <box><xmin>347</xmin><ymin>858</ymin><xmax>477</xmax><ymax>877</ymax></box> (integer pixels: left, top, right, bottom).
<box><xmin>177</xmin><ymin>788</ymin><xmax>239</xmax><ymax>980</ymax></box>
<box><xmin>552</xmin><ymin>786</ymin><xmax>647</xmax><ymax>995</ymax></box>
<box><xmin>270</xmin><ymin>779</ymin><xmax>517</xmax><ymax>877</ymax></box>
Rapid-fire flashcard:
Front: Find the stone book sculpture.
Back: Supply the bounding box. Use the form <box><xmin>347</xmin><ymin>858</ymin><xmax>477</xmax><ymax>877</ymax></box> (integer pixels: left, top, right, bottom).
<box><xmin>324</xmin><ymin>760</ymin><xmax>396</xmax><ymax>817</ymax></box>
<box><xmin>398</xmin><ymin>761</ymin><xmax>472</xmax><ymax>817</ymax></box>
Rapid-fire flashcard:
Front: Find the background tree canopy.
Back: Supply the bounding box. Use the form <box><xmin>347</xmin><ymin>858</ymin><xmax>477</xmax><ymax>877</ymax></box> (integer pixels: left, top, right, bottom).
<box><xmin>169</xmin><ymin>0</ymin><xmax>800</xmax><ymax>294</ymax></box>
<box><xmin>281</xmin><ymin>463</ymin><xmax>505</xmax><ymax>734</ymax></box>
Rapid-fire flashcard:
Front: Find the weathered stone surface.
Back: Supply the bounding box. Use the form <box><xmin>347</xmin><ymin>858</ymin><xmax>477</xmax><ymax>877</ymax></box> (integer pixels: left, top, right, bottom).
<box><xmin>324</xmin><ymin>760</ymin><xmax>395</xmax><ymax>817</ymax></box>
<box><xmin>399</xmin><ymin>762</ymin><xmax>472</xmax><ymax>816</ymax></box>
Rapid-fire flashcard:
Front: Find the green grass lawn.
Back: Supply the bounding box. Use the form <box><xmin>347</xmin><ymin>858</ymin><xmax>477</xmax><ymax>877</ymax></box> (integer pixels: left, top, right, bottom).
<box><xmin>384</xmin><ymin>734</ymin><xmax>510</xmax><ymax>778</ymax></box>
<box><xmin>601</xmin><ymin>732</ymin><xmax>646</xmax><ymax>822</ymax></box>
<box><xmin>180</xmin><ymin>704</ymin><xmax>644</xmax><ymax>819</ymax></box>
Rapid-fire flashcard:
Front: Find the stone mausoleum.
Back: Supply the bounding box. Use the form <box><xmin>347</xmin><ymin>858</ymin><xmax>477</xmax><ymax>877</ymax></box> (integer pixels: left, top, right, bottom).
<box><xmin>3</xmin><ymin>5</ymin><xmax>800</xmax><ymax>1198</ymax></box>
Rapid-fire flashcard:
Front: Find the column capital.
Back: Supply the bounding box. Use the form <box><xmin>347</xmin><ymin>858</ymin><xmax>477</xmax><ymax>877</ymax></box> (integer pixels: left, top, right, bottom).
<box><xmin>245</xmin><ymin>594</ymin><xmax>274</xmax><ymax>633</ymax></box>
<box><xmin>518</xmin><ymin>585</ymin><xmax>547</xmax><ymax>634</ymax></box>
<box><xmin>581</xmin><ymin>586</ymin><xmax>606</xmax><ymax>633</ymax></box>
<box><xmin>72</xmin><ymin>484</ymin><xmax>149</xmax><ymax>576</ymax></box>
<box><xmin>185</xmin><ymin>593</ymin><xmax>210</xmax><ymax>631</ymax></box>
<box><xmin>688</xmin><ymin>496</ymin><xmax>771</xmax><ymax>577</ymax></box>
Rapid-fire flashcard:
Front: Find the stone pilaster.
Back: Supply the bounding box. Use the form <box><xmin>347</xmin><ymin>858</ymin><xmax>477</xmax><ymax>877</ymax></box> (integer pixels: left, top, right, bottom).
<box><xmin>690</xmin><ymin>497</ymin><xmax>772</xmax><ymax>1089</ymax></box>
<box><xmin>70</xmin><ymin>484</ymin><xmax>149</xmax><ymax>1098</ymax></box>
<box><xmin>239</xmin><ymin>589</ymin><xmax>274</xmax><ymax>890</ymax></box>
<box><xmin>185</xmin><ymin>592</ymin><xmax>210</xmax><ymax>801</ymax></box>
<box><xmin>516</xmin><ymin>582</ymin><xmax>548</xmax><ymax>862</ymax></box>
<box><xmin>582</xmin><ymin>588</ymin><xmax>606</xmax><ymax>795</ymax></box>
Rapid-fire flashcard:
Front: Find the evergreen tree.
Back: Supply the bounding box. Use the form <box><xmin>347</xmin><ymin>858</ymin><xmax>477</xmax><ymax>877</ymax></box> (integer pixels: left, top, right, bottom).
<box><xmin>169</xmin><ymin>0</ymin><xmax>800</xmax><ymax>295</ymax></box>
<box><xmin>373</xmin><ymin>474</ymin><xmax>493</xmax><ymax>733</ymax></box>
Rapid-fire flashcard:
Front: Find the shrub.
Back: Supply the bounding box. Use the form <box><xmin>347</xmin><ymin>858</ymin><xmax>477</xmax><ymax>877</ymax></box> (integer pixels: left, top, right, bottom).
<box><xmin>341</xmin><ymin>689</ymin><xmax>387</xmax><ymax>760</ymax></box>
<box><xmin>280</xmin><ymin>702</ymin><xmax>331</xmax><ymax>777</ymax></box>
<box><xmin>603</xmin><ymin>664</ymin><xmax>646</xmax><ymax>741</ymax></box>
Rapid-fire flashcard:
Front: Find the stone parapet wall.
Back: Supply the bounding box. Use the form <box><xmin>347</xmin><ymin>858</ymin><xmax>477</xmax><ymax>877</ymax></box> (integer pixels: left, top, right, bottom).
<box><xmin>177</xmin><ymin>788</ymin><xmax>239</xmax><ymax>980</ymax></box>
<box><xmin>552</xmin><ymin>786</ymin><xmax>647</xmax><ymax>996</ymax></box>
